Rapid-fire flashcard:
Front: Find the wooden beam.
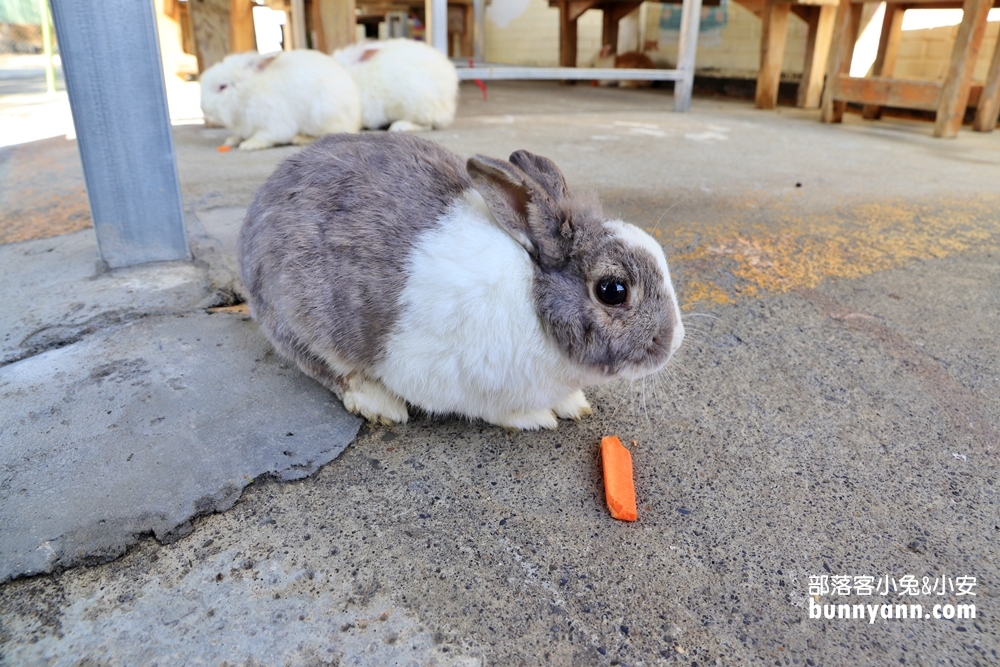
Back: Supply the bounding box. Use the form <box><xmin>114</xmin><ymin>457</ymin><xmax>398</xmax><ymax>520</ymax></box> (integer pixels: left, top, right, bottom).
<box><xmin>834</xmin><ymin>75</ymin><xmax>942</xmax><ymax>109</ymax></box>
<box><xmin>733</xmin><ymin>0</ymin><xmax>766</xmax><ymax>17</ymax></box>
<box><xmin>820</xmin><ymin>0</ymin><xmax>862</xmax><ymax>123</ymax></box>
<box><xmin>230</xmin><ymin>0</ymin><xmax>256</xmax><ymax>52</ymax></box>
<box><xmin>934</xmin><ymin>0</ymin><xmax>992</xmax><ymax>137</ymax></box>
<box><xmin>313</xmin><ymin>0</ymin><xmax>356</xmax><ymax>53</ymax></box>
<box><xmin>188</xmin><ymin>0</ymin><xmax>230</xmax><ymax>72</ymax></box>
<box><xmin>289</xmin><ymin>0</ymin><xmax>307</xmax><ymax>49</ymax></box>
<box><xmin>755</xmin><ymin>0</ymin><xmax>791</xmax><ymax>109</ymax></box>
<box><xmin>797</xmin><ymin>4</ymin><xmax>835</xmax><ymax>108</ymax></box>
<box><xmin>557</xmin><ymin>1</ymin><xmax>580</xmax><ymax>66</ymax></box>
<box><xmin>602</xmin><ymin>7</ymin><xmax>619</xmax><ymax>52</ymax></box>
<box><xmin>568</xmin><ymin>0</ymin><xmax>601</xmax><ymax>22</ymax></box>
<box><xmin>862</xmin><ymin>3</ymin><xmax>904</xmax><ymax>118</ymax></box>
<box><xmin>602</xmin><ymin>2</ymin><xmax>641</xmax><ymax>52</ymax></box>
<box><xmin>972</xmin><ymin>33</ymin><xmax>1000</xmax><ymax>131</ymax></box>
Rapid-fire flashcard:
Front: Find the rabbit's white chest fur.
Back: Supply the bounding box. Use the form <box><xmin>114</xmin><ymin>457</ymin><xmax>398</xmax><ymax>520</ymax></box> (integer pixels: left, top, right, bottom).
<box><xmin>373</xmin><ymin>191</ymin><xmax>603</xmax><ymax>422</ymax></box>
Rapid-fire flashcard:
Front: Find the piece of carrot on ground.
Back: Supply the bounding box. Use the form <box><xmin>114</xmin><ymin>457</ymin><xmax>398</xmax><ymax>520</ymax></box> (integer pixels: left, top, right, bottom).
<box><xmin>601</xmin><ymin>435</ymin><xmax>637</xmax><ymax>522</ymax></box>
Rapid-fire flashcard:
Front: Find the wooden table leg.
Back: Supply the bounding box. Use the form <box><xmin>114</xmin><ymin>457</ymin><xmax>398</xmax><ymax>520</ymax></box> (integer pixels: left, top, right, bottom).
<box><xmin>755</xmin><ymin>0</ymin><xmax>791</xmax><ymax>110</ymax></box>
<box><xmin>313</xmin><ymin>0</ymin><xmax>357</xmax><ymax>53</ymax></box>
<box><xmin>560</xmin><ymin>8</ymin><xmax>578</xmax><ymax>66</ymax></box>
<box><xmin>820</xmin><ymin>0</ymin><xmax>862</xmax><ymax>123</ymax></box>
<box><xmin>861</xmin><ymin>3</ymin><xmax>904</xmax><ymax>119</ymax></box>
<box><xmin>229</xmin><ymin>0</ymin><xmax>256</xmax><ymax>52</ymax></box>
<box><xmin>796</xmin><ymin>4</ymin><xmax>836</xmax><ymax>109</ymax></box>
<box><xmin>461</xmin><ymin>4</ymin><xmax>474</xmax><ymax>57</ymax></box>
<box><xmin>933</xmin><ymin>0</ymin><xmax>992</xmax><ymax>138</ymax></box>
<box><xmin>972</xmin><ymin>26</ymin><xmax>1000</xmax><ymax>132</ymax></box>
<box><xmin>602</xmin><ymin>5</ymin><xmax>620</xmax><ymax>52</ymax></box>
<box><xmin>556</xmin><ymin>1</ymin><xmax>601</xmax><ymax>69</ymax></box>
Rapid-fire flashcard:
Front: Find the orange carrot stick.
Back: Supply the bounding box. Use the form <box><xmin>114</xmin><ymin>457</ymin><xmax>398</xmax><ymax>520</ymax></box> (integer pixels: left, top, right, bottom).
<box><xmin>601</xmin><ymin>435</ymin><xmax>637</xmax><ymax>522</ymax></box>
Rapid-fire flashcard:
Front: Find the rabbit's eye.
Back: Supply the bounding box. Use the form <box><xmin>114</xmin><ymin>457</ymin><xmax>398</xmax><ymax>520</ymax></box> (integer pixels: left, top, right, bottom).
<box><xmin>596</xmin><ymin>277</ymin><xmax>628</xmax><ymax>306</ymax></box>
<box><xmin>217</xmin><ymin>84</ymin><xmax>228</xmax><ymax>92</ymax></box>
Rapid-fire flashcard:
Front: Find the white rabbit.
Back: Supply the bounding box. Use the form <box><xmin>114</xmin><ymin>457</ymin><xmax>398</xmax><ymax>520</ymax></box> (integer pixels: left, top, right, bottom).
<box><xmin>238</xmin><ymin>133</ymin><xmax>684</xmax><ymax>430</ymax></box>
<box><xmin>200</xmin><ymin>50</ymin><xmax>361</xmax><ymax>150</ymax></box>
<box><xmin>333</xmin><ymin>39</ymin><xmax>458</xmax><ymax>132</ymax></box>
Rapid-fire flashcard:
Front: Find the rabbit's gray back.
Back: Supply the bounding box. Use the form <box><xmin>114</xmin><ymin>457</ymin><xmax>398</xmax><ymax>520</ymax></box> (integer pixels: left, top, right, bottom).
<box><xmin>238</xmin><ymin>133</ymin><xmax>471</xmax><ymax>370</ymax></box>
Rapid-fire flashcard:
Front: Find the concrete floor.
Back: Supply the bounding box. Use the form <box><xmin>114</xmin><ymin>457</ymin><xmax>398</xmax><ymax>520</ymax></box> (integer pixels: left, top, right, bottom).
<box><xmin>2</xmin><ymin>78</ymin><xmax>1000</xmax><ymax>666</ymax></box>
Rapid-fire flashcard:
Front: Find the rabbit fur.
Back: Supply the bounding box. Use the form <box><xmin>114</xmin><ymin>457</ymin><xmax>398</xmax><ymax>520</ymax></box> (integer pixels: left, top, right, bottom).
<box><xmin>200</xmin><ymin>49</ymin><xmax>361</xmax><ymax>150</ymax></box>
<box><xmin>333</xmin><ymin>39</ymin><xmax>458</xmax><ymax>132</ymax></box>
<box><xmin>238</xmin><ymin>133</ymin><xmax>684</xmax><ymax>430</ymax></box>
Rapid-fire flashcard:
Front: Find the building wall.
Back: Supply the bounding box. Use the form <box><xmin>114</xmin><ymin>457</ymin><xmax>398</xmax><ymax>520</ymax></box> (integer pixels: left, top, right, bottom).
<box><xmin>484</xmin><ymin>0</ymin><xmax>611</xmax><ymax>66</ymax></box>
<box><xmin>893</xmin><ymin>21</ymin><xmax>998</xmax><ymax>81</ymax></box>
<box><xmin>482</xmin><ymin>0</ymin><xmax>1000</xmax><ymax>84</ymax></box>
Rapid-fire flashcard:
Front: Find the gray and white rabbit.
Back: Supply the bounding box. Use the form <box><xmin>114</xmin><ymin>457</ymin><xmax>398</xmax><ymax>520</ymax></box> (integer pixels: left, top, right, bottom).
<box><xmin>238</xmin><ymin>134</ymin><xmax>684</xmax><ymax>429</ymax></box>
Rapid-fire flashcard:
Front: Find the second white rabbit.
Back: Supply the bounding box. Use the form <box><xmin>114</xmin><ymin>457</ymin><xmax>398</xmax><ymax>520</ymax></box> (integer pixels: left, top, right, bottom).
<box><xmin>333</xmin><ymin>39</ymin><xmax>458</xmax><ymax>132</ymax></box>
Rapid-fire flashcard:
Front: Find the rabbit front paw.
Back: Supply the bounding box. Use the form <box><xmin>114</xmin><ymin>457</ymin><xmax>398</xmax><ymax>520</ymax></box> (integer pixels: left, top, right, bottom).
<box><xmin>492</xmin><ymin>409</ymin><xmax>559</xmax><ymax>431</ymax></box>
<box><xmin>341</xmin><ymin>375</ymin><xmax>409</xmax><ymax>425</ymax></box>
<box><xmin>552</xmin><ymin>390</ymin><xmax>593</xmax><ymax>420</ymax></box>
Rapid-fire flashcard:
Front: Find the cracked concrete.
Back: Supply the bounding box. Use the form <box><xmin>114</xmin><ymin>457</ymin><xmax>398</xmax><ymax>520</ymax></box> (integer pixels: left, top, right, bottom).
<box><xmin>1</xmin><ymin>80</ymin><xmax>1000</xmax><ymax>665</ymax></box>
<box><xmin>1</xmin><ymin>311</ymin><xmax>361</xmax><ymax>581</ymax></box>
<box><xmin>1</xmin><ymin>194</ymin><xmax>361</xmax><ymax>583</ymax></box>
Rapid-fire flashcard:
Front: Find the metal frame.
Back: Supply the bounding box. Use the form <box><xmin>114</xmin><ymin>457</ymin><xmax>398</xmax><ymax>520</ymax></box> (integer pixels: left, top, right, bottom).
<box><xmin>49</xmin><ymin>0</ymin><xmax>188</xmax><ymax>269</ymax></box>
<box><xmin>426</xmin><ymin>0</ymin><xmax>705</xmax><ymax>112</ymax></box>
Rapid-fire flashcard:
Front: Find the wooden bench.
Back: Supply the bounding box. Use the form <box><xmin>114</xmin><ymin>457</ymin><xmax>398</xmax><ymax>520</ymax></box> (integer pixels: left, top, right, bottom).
<box><xmin>736</xmin><ymin>0</ymin><xmax>841</xmax><ymax>109</ymax></box>
<box><xmin>549</xmin><ymin>0</ymin><xmax>728</xmax><ymax>67</ymax></box>
<box><xmin>549</xmin><ymin>0</ymin><xmax>841</xmax><ymax>111</ymax></box>
<box><xmin>820</xmin><ymin>0</ymin><xmax>1000</xmax><ymax>137</ymax></box>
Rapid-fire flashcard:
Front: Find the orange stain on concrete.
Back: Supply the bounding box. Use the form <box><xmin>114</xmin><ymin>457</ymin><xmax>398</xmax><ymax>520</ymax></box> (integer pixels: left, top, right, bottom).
<box><xmin>658</xmin><ymin>198</ymin><xmax>1000</xmax><ymax>310</ymax></box>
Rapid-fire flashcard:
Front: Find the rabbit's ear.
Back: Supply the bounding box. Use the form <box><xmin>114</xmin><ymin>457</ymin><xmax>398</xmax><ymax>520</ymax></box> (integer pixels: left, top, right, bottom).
<box><xmin>508</xmin><ymin>150</ymin><xmax>569</xmax><ymax>203</ymax></box>
<box><xmin>467</xmin><ymin>155</ymin><xmax>571</xmax><ymax>270</ymax></box>
<box><xmin>247</xmin><ymin>52</ymin><xmax>280</xmax><ymax>72</ymax></box>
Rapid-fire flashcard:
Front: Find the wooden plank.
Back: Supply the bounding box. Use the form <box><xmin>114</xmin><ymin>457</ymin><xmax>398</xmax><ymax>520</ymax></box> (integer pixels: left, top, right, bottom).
<box><xmin>820</xmin><ymin>0</ymin><xmax>862</xmax><ymax>122</ymax></box>
<box><xmin>755</xmin><ymin>0</ymin><xmax>791</xmax><ymax>109</ymax></box>
<box><xmin>290</xmin><ymin>0</ymin><xmax>307</xmax><ymax>49</ymax></box>
<box><xmin>862</xmin><ymin>3</ymin><xmax>904</xmax><ymax>118</ymax></box>
<box><xmin>568</xmin><ymin>0</ymin><xmax>600</xmax><ymax>22</ymax></box>
<box><xmin>834</xmin><ymin>75</ymin><xmax>942</xmax><ymax>109</ymax></box>
<box><xmin>853</xmin><ymin>0</ymin><xmax>995</xmax><ymax>4</ymax></box>
<box><xmin>602</xmin><ymin>4</ymin><xmax>617</xmax><ymax>52</ymax></box>
<box><xmin>731</xmin><ymin>0</ymin><xmax>766</xmax><ymax>17</ymax></box>
<box><xmin>461</xmin><ymin>2</ymin><xmax>474</xmax><ymax>57</ymax></box>
<box><xmin>601</xmin><ymin>2</ymin><xmax>641</xmax><ymax>53</ymax></box>
<box><xmin>972</xmin><ymin>18</ymin><xmax>1000</xmax><ymax>130</ymax></box>
<box><xmin>188</xmin><ymin>0</ymin><xmax>230</xmax><ymax>72</ymax></box>
<box><xmin>557</xmin><ymin>1</ymin><xmax>579</xmax><ymax>66</ymax></box>
<box><xmin>602</xmin><ymin>5</ymin><xmax>619</xmax><ymax>52</ymax></box>
<box><xmin>933</xmin><ymin>0</ymin><xmax>992</xmax><ymax>137</ymax></box>
<box><xmin>314</xmin><ymin>0</ymin><xmax>356</xmax><ymax>53</ymax></box>
<box><xmin>775</xmin><ymin>0</ymin><xmax>839</xmax><ymax>5</ymax></box>
<box><xmin>229</xmin><ymin>0</ymin><xmax>256</xmax><ymax>52</ymax></box>
<box><xmin>797</xmin><ymin>4</ymin><xmax>835</xmax><ymax>108</ymax></box>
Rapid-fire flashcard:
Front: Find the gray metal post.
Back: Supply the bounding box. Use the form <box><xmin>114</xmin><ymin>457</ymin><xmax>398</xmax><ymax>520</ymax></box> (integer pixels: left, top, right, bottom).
<box><xmin>673</xmin><ymin>0</ymin><xmax>704</xmax><ymax>112</ymax></box>
<box><xmin>49</xmin><ymin>0</ymin><xmax>189</xmax><ymax>269</ymax></box>
<box><xmin>473</xmin><ymin>0</ymin><xmax>485</xmax><ymax>63</ymax></box>
<box><xmin>426</xmin><ymin>0</ymin><xmax>448</xmax><ymax>54</ymax></box>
